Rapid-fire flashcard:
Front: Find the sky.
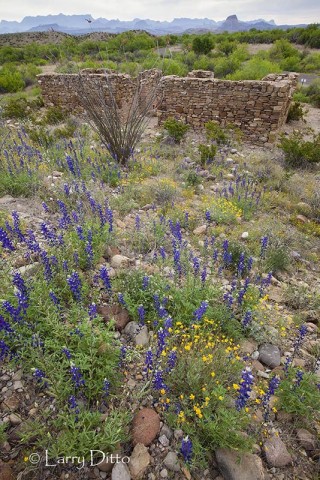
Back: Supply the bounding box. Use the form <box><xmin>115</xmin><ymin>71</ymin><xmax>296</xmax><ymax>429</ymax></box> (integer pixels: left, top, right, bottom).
<box><xmin>1</xmin><ymin>0</ymin><xmax>319</xmax><ymax>24</ymax></box>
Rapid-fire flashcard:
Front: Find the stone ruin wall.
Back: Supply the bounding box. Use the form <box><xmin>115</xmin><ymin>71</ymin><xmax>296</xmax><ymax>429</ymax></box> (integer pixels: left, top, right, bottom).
<box><xmin>37</xmin><ymin>69</ymin><xmax>298</xmax><ymax>145</ymax></box>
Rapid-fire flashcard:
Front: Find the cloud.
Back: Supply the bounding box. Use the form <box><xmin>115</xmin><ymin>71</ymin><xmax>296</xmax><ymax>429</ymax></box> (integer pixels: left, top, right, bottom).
<box><xmin>1</xmin><ymin>0</ymin><xmax>319</xmax><ymax>24</ymax></box>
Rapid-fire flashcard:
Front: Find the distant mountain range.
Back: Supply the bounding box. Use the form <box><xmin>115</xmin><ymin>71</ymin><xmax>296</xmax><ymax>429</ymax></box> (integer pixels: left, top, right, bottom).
<box><xmin>0</xmin><ymin>13</ymin><xmax>307</xmax><ymax>35</ymax></box>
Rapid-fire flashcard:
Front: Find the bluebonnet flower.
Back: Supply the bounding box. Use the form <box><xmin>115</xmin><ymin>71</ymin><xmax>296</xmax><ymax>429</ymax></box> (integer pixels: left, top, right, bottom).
<box><xmin>33</xmin><ymin>368</ymin><xmax>48</xmax><ymax>388</ymax></box>
<box><xmin>201</xmin><ymin>267</ymin><xmax>207</xmax><ymax>284</ymax></box>
<box><xmin>192</xmin><ymin>256</ymin><xmax>200</xmax><ymax>276</ymax></box>
<box><xmin>157</xmin><ymin>328</ymin><xmax>167</xmax><ymax>357</ymax></box>
<box><xmin>159</xmin><ymin>246</ymin><xmax>166</xmax><ymax>260</ymax></box>
<box><xmin>12</xmin><ymin>211</ymin><xmax>24</xmax><ymax>242</ymax></box>
<box><xmin>260</xmin><ymin>236</ymin><xmax>269</xmax><ymax>257</ymax></box>
<box><xmin>294</xmin><ymin>370</ymin><xmax>304</xmax><ymax>389</ymax></box>
<box><xmin>76</xmin><ymin>225</ymin><xmax>85</xmax><ymax>240</ymax></box>
<box><xmin>222</xmin><ymin>240</ymin><xmax>232</xmax><ymax>265</ymax></box>
<box><xmin>40</xmin><ymin>250</ymin><xmax>53</xmax><ymax>282</ymax></box>
<box><xmin>173</xmin><ymin>247</ymin><xmax>182</xmax><ymax>277</ymax></box>
<box><xmin>137</xmin><ymin>305</ymin><xmax>145</xmax><ymax>324</ymax></box>
<box><xmin>42</xmin><ymin>202</ymin><xmax>50</xmax><ymax>213</ymax></box>
<box><xmin>0</xmin><ymin>340</ymin><xmax>10</xmax><ymax>361</ymax></box>
<box><xmin>0</xmin><ymin>227</ymin><xmax>15</xmax><ymax>251</ymax></box>
<box><xmin>153</xmin><ymin>369</ymin><xmax>167</xmax><ymax>391</ymax></box>
<box><xmin>167</xmin><ymin>350</ymin><xmax>177</xmax><ymax>372</ymax></box>
<box><xmin>284</xmin><ymin>356</ymin><xmax>292</xmax><ymax>376</ymax></box>
<box><xmin>2</xmin><ymin>301</ymin><xmax>21</xmax><ymax>323</ymax></box>
<box><xmin>237</xmin><ymin>288</ymin><xmax>246</xmax><ymax>306</ymax></box>
<box><xmin>0</xmin><ymin>315</ymin><xmax>13</xmax><ymax>333</ymax></box>
<box><xmin>169</xmin><ymin>220</ymin><xmax>182</xmax><ymax>243</ymax></box>
<box><xmin>223</xmin><ymin>292</ymin><xmax>233</xmax><ymax>308</ymax></box>
<box><xmin>235</xmin><ymin>367</ymin><xmax>254</xmax><ymax>411</ymax></box>
<box><xmin>118</xmin><ymin>293</ymin><xmax>126</xmax><ymax>306</ymax></box>
<box><xmin>68</xmin><ymin>395</ymin><xmax>80</xmax><ymax>421</ymax></box>
<box><xmin>57</xmin><ymin>200</ymin><xmax>72</xmax><ymax>229</ymax></box>
<box><xmin>242</xmin><ymin>310</ymin><xmax>252</xmax><ymax>328</ymax></box>
<box><xmin>181</xmin><ymin>436</ymin><xmax>193</xmax><ymax>463</ymax></box>
<box><xmin>100</xmin><ymin>266</ymin><xmax>112</xmax><ymax>292</ymax></box>
<box><xmin>142</xmin><ymin>275</ymin><xmax>149</xmax><ymax>290</ymax></box>
<box><xmin>49</xmin><ymin>290</ymin><xmax>60</xmax><ymax>308</ymax></box>
<box><xmin>247</xmin><ymin>256</ymin><xmax>253</xmax><ymax>272</ymax></box>
<box><xmin>103</xmin><ymin>378</ymin><xmax>111</xmax><ymax>398</ymax></box>
<box><xmin>70</xmin><ymin>364</ymin><xmax>85</xmax><ymax>388</ymax></box>
<box><xmin>144</xmin><ymin>349</ymin><xmax>153</xmax><ymax>378</ymax></box>
<box><xmin>205</xmin><ymin>210</ymin><xmax>211</xmax><ymax>223</ymax></box>
<box><xmin>135</xmin><ymin>215</ymin><xmax>141</xmax><ymax>231</ymax></box>
<box><xmin>67</xmin><ymin>271</ymin><xmax>82</xmax><ymax>302</ymax></box>
<box><xmin>62</xmin><ymin>347</ymin><xmax>72</xmax><ymax>359</ymax></box>
<box><xmin>262</xmin><ymin>376</ymin><xmax>280</xmax><ymax>421</ymax></box>
<box><xmin>85</xmin><ymin>229</ymin><xmax>94</xmax><ymax>267</ymax></box>
<box><xmin>293</xmin><ymin>324</ymin><xmax>307</xmax><ymax>354</ymax></box>
<box><xmin>106</xmin><ymin>207</ymin><xmax>113</xmax><ymax>232</ymax></box>
<box><xmin>40</xmin><ymin>222</ymin><xmax>58</xmax><ymax>245</ymax></box>
<box><xmin>184</xmin><ymin>211</ymin><xmax>189</xmax><ymax>228</ymax></box>
<box><xmin>64</xmin><ymin>183</ymin><xmax>70</xmax><ymax>196</ymax></box>
<box><xmin>66</xmin><ymin>155</ymin><xmax>76</xmax><ymax>176</ymax></box>
<box><xmin>193</xmin><ymin>301</ymin><xmax>208</xmax><ymax>322</ymax></box>
<box><xmin>88</xmin><ymin>303</ymin><xmax>97</xmax><ymax>320</ymax></box>
<box><xmin>237</xmin><ymin>252</ymin><xmax>245</xmax><ymax>277</ymax></box>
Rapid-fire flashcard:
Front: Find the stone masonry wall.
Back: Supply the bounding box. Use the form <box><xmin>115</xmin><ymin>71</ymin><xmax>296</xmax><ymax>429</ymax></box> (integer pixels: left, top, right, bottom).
<box><xmin>37</xmin><ymin>70</ymin><xmax>298</xmax><ymax>145</ymax></box>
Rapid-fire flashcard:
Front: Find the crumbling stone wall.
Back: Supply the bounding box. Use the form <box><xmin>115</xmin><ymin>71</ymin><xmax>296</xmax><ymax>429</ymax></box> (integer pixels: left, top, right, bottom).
<box><xmin>37</xmin><ymin>69</ymin><xmax>298</xmax><ymax>144</ymax></box>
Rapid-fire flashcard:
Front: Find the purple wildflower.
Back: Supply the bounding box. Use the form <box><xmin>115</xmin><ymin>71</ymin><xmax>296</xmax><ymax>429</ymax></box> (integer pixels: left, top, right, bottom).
<box><xmin>235</xmin><ymin>367</ymin><xmax>254</xmax><ymax>411</ymax></box>
<box><xmin>181</xmin><ymin>437</ymin><xmax>193</xmax><ymax>463</ymax></box>
<box><xmin>99</xmin><ymin>266</ymin><xmax>112</xmax><ymax>292</ymax></box>
<box><xmin>67</xmin><ymin>271</ymin><xmax>82</xmax><ymax>302</ymax></box>
<box><xmin>70</xmin><ymin>364</ymin><xmax>85</xmax><ymax>389</ymax></box>
<box><xmin>0</xmin><ymin>227</ymin><xmax>15</xmax><ymax>251</ymax></box>
<box><xmin>193</xmin><ymin>301</ymin><xmax>208</xmax><ymax>322</ymax></box>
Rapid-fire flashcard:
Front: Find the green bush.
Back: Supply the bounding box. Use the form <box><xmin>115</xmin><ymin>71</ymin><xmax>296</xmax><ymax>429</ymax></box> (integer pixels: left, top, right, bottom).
<box><xmin>0</xmin><ymin>65</ymin><xmax>24</xmax><ymax>93</ymax></box>
<box><xmin>305</xmin><ymin>79</ymin><xmax>320</xmax><ymax>108</ymax></box>
<box><xmin>163</xmin><ymin>117</ymin><xmax>189</xmax><ymax>143</ymax></box>
<box><xmin>198</xmin><ymin>144</ymin><xmax>217</xmax><ymax>166</ymax></box>
<box><xmin>43</xmin><ymin>106</ymin><xmax>66</xmax><ymax>125</ymax></box>
<box><xmin>192</xmin><ymin>35</ymin><xmax>214</xmax><ymax>55</ymax></box>
<box><xmin>278</xmin><ymin>131</ymin><xmax>320</xmax><ymax>168</ymax></box>
<box><xmin>2</xmin><ymin>95</ymin><xmax>43</xmax><ymax>119</ymax></box>
<box><xmin>286</xmin><ymin>101</ymin><xmax>305</xmax><ymax>122</ymax></box>
<box><xmin>205</xmin><ymin>121</ymin><xmax>229</xmax><ymax>145</ymax></box>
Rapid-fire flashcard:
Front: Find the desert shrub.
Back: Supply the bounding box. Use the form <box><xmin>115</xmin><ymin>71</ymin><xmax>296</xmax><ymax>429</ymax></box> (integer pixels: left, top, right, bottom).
<box><xmin>263</xmin><ymin>237</ymin><xmax>290</xmax><ymax>273</ymax></box>
<box><xmin>163</xmin><ymin>117</ymin><xmax>189</xmax><ymax>143</ymax></box>
<box><xmin>19</xmin><ymin>63</ymin><xmax>42</xmax><ymax>86</ymax></box>
<box><xmin>278</xmin><ymin>131</ymin><xmax>320</xmax><ymax>168</ymax></box>
<box><xmin>1</xmin><ymin>95</ymin><xmax>43</xmax><ymax>119</ymax></box>
<box><xmin>304</xmin><ymin>79</ymin><xmax>320</xmax><ymax>108</ymax></box>
<box><xmin>0</xmin><ymin>64</ymin><xmax>24</xmax><ymax>92</ymax></box>
<box><xmin>192</xmin><ymin>35</ymin><xmax>214</xmax><ymax>55</ymax></box>
<box><xmin>286</xmin><ymin>101</ymin><xmax>305</xmax><ymax>122</ymax></box>
<box><xmin>43</xmin><ymin>106</ymin><xmax>66</xmax><ymax>125</ymax></box>
<box><xmin>228</xmin><ymin>57</ymin><xmax>281</xmax><ymax>80</ymax></box>
<box><xmin>198</xmin><ymin>144</ymin><xmax>217</xmax><ymax>166</ymax></box>
<box><xmin>205</xmin><ymin>121</ymin><xmax>229</xmax><ymax>145</ymax></box>
<box><xmin>185</xmin><ymin>171</ymin><xmax>201</xmax><ymax>187</ymax></box>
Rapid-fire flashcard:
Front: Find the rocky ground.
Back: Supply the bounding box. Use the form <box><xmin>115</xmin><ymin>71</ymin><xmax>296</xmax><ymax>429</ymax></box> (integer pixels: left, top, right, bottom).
<box><xmin>0</xmin><ymin>112</ymin><xmax>319</xmax><ymax>480</ymax></box>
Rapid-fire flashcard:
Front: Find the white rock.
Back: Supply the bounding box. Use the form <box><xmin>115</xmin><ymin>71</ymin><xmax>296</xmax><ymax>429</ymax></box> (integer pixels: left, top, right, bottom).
<box><xmin>241</xmin><ymin>232</ymin><xmax>249</xmax><ymax>239</ymax></box>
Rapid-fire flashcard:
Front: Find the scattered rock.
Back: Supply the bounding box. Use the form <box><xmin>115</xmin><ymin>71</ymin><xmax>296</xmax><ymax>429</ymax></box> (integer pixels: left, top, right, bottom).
<box><xmin>111</xmin><ymin>462</ymin><xmax>131</xmax><ymax>480</ymax></box>
<box><xmin>258</xmin><ymin>344</ymin><xmax>281</xmax><ymax>368</ymax></box>
<box><xmin>159</xmin><ymin>434</ymin><xmax>170</xmax><ymax>447</ymax></box>
<box><xmin>160</xmin><ymin>424</ymin><xmax>173</xmax><ymax>440</ymax></box>
<box><xmin>193</xmin><ymin>225</ymin><xmax>207</xmax><ymax>235</ymax></box>
<box><xmin>9</xmin><ymin>414</ymin><xmax>22</xmax><ymax>426</ymax></box>
<box><xmin>276</xmin><ymin>411</ymin><xmax>293</xmax><ymax>422</ymax></box>
<box><xmin>1</xmin><ymin>394</ymin><xmax>20</xmax><ymax>412</ymax></box>
<box><xmin>241</xmin><ymin>232</ymin><xmax>249</xmax><ymax>239</ymax></box>
<box><xmin>132</xmin><ymin>408</ymin><xmax>160</xmax><ymax>446</ymax></box>
<box><xmin>163</xmin><ymin>452</ymin><xmax>180</xmax><ymax>472</ymax></box>
<box><xmin>240</xmin><ymin>339</ymin><xmax>257</xmax><ymax>355</ymax></box>
<box><xmin>111</xmin><ymin>255</ymin><xmax>132</xmax><ymax>268</ymax></box>
<box><xmin>123</xmin><ymin>322</ymin><xmax>149</xmax><ymax>346</ymax></box>
<box><xmin>263</xmin><ymin>435</ymin><xmax>292</xmax><ymax>467</ymax></box>
<box><xmin>97</xmin><ymin>305</ymin><xmax>130</xmax><ymax>331</ymax></box>
<box><xmin>17</xmin><ymin>263</ymin><xmax>40</xmax><ymax>278</ymax></box>
<box><xmin>215</xmin><ymin>448</ymin><xmax>265</xmax><ymax>480</ymax></box>
<box><xmin>129</xmin><ymin>443</ymin><xmax>151</xmax><ymax>479</ymax></box>
<box><xmin>296</xmin><ymin>214</ymin><xmax>308</xmax><ymax>224</ymax></box>
<box><xmin>296</xmin><ymin>429</ymin><xmax>317</xmax><ymax>451</ymax></box>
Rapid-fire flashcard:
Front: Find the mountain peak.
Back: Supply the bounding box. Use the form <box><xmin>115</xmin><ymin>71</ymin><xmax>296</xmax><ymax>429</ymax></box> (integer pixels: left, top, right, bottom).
<box><xmin>225</xmin><ymin>15</ymin><xmax>238</xmax><ymax>22</ymax></box>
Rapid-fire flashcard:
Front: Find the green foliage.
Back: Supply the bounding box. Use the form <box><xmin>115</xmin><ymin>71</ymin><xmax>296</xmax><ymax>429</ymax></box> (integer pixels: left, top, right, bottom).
<box><xmin>163</xmin><ymin>117</ymin><xmax>189</xmax><ymax>143</ymax></box>
<box><xmin>263</xmin><ymin>237</ymin><xmax>290</xmax><ymax>272</ymax></box>
<box><xmin>217</xmin><ymin>41</ymin><xmax>236</xmax><ymax>56</ymax></box>
<box><xmin>192</xmin><ymin>35</ymin><xmax>214</xmax><ymax>55</ymax></box>
<box><xmin>286</xmin><ymin>101</ymin><xmax>305</xmax><ymax>122</ymax></box>
<box><xmin>185</xmin><ymin>171</ymin><xmax>201</xmax><ymax>187</ymax></box>
<box><xmin>43</xmin><ymin>106</ymin><xmax>66</xmax><ymax>125</ymax></box>
<box><xmin>205</xmin><ymin>121</ymin><xmax>229</xmax><ymax>145</ymax></box>
<box><xmin>198</xmin><ymin>144</ymin><xmax>217</xmax><ymax>166</ymax></box>
<box><xmin>0</xmin><ymin>171</ymin><xmax>40</xmax><ymax>197</ymax></box>
<box><xmin>279</xmin><ymin>131</ymin><xmax>320</xmax><ymax>168</ymax></box>
<box><xmin>277</xmin><ymin>368</ymin><xmax>320</xmax><ymax>420</ymax></box>
<box><xmin>0</xmin><ymin>423</ymin><xmax>8</xmax><ymax>445</ymax></box>
<box><xmin>228</xmin><ymin>57</ymin><xmax>281</xmax><ymax>80</ymax></box>
<box><xmin>0</xmin><ymin>64</ymin><xmax>24</xmax><ymax>92</ymax></box>
<box><xmin>304</xmin><ymin>80</ymin><xmax>320</xmax><ymax>108</ymax></box>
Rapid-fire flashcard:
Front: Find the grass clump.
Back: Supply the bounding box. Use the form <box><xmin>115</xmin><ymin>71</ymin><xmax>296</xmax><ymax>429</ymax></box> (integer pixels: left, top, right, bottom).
<box><xmin>198</xmin><ymin>144</ymin><xmax>217</xmax><ymax>167</ymax></box>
